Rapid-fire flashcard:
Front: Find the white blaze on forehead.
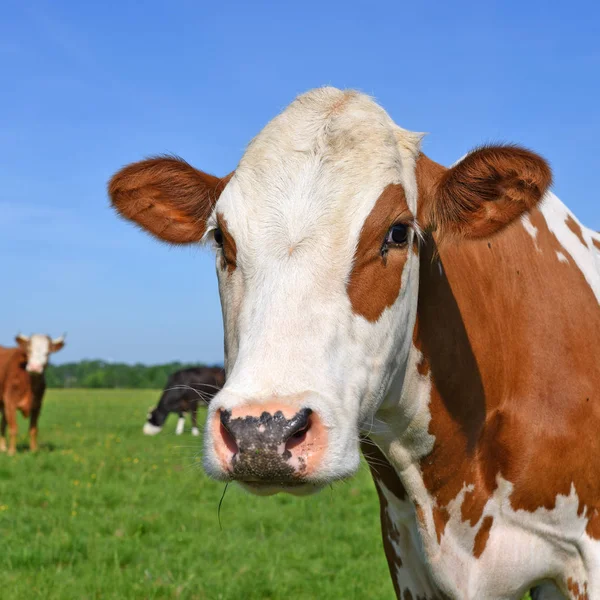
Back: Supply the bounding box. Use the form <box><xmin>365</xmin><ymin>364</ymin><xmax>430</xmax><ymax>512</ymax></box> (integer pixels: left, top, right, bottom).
<box><xmin>27</xmin><ymin>334</ymin><xmax>52</xmax><ymax>369</ymax></box>
<box><xmin>212</xmin><ymin>88</ymin><xmax>424</xmax><ymax>396</ymax></box>
<box><xmin>215</xmin><ymin>88</ymin><xmax>422</xmax><ymax>262</ymax></box>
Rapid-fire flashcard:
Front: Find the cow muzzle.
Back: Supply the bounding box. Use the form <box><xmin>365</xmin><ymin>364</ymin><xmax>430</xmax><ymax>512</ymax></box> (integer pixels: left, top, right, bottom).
<box><xmin>210</xmin><ymin>402</ymin><xmax>327</xmax><ymax>493</ymax></box>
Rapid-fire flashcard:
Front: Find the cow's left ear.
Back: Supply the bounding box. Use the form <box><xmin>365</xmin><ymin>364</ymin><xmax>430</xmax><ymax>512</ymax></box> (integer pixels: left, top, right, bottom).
<box><xmin>417</xmin><ymin>145</ymin><xmax>552</xmax><ymax>239</ymax></box>
<box><xmin>50</xmin><ymin>335</ymin><xmax>65</xmax><ymax>353</ymax></box>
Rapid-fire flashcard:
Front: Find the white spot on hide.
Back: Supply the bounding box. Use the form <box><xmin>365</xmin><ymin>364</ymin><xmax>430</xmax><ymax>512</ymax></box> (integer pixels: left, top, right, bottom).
<box><xmin>522</xmin><ymin>214</ymin><xmax>540</xmax><ymax>250</ymax></box>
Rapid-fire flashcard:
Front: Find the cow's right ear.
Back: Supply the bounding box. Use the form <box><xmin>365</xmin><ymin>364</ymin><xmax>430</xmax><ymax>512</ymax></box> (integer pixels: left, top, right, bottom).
<box><xmin>108</xmin><ymin>156</ymin><xmax>233</xmax><ymax>244</ymax></box>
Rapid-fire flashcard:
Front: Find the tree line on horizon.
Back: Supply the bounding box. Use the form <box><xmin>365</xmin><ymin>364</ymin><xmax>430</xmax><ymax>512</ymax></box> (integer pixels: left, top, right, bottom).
<box><xmin>45</xmin><ymin>360</ymin><xmax>221</xmax><ymax>389</ymax></box>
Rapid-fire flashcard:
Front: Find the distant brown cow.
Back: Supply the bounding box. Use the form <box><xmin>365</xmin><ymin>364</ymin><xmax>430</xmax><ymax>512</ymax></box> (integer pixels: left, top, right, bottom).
<box><xmin>0</xmin><ymin>334</ymin><xmax>65</xmax><ymax>455</ymax></box>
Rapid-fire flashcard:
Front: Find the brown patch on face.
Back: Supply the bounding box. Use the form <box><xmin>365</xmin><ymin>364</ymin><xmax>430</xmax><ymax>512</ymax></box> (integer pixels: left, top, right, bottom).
<box><xmin>432</xmin><ymin>506</ymin><xmax>450</xmax><ymax>544</ymax></box>
<box><xmin>565</xmin><ymin>215</ymin><xmax>587</xmax><ymax>248</ymax></box>
<box><xmin>592</xmin><ymin>238</ymin><xmax>600</xmax><ymax>251</ymax></box>
<box><xmin>348</xmin><ymin>184</ymin><xmax>413</xmax><ymax>322</ymax></box>
<box><xmin>216</xmin><ymin>213</ymin><xmax>237</xmax><ymax>273</ymax></box>
<box><xmin>472</xmin><ymin>516</ymin><xmax>493</xmax><ymax>558</ymax></box>
<box><xmin>109</xmin><ymin>157</ymin><xmax>232</xmax><ymax>244</ymax></box>
<box><xmin>416</xmin><ymin>205</ymin><xmax>600</xmax><ymax>534</ymax></box>
<box><xmin>567</xmin><ymin>578</ymin><xmax>589</xmax><ymax>600</ymax></box>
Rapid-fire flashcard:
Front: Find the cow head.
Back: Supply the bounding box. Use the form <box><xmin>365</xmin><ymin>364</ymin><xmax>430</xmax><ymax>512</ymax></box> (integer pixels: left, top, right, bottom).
<box><xmin>109</xmin><ymin>88</ymin><xmax>550</xmax><ymax>495</ymax></box>
<box><xmin>16</xmin><ymin>333</ymin><xmax>66</xmax><ymax>374</ymax></box>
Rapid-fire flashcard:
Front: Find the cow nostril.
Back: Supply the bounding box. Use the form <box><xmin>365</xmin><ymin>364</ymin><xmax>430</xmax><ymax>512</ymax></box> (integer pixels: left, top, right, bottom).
<box><xmin>218</xmin><ymin>410</ymin><xmax>239</xmax><ymax>455</ymax></box>
<box><xmin>285</xmin><ymin>410</ymin><xmax>313</xmax><ymax>452</ymax></box>
<box><xmin>285</xmin><ymin>408</ymin><xmax>312</xmax><ymax>437</ymax></box>
<box><xmin>286</xmin><ymin>426</ymin><xmax>309</xmax><ymax>451</ymax></box>
<box><xmin>291</xmin><ymin>426</ymin><xmax>309</xmax><ymax>439</ymax></box>
<box><xmin>219</xmin><ymin>423</ymin><xmax>239</xmax><ymax>455</ymax></box>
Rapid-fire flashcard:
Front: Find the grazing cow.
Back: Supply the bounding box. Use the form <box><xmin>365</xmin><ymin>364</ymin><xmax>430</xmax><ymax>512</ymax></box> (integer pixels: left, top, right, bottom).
<box><xmin>0</xmin><ymin>334</ymin><xmax>65</xmax><ymax>455</ymax></box>
<box><xmin>143</xmin><ymin>366</ymin><xmax>225</xmax><ymax>436</ymax></box>
<box><xmin>109</xmin><ymin>88</ymin><xmax>600</xmax><ymax>599</ymax></box>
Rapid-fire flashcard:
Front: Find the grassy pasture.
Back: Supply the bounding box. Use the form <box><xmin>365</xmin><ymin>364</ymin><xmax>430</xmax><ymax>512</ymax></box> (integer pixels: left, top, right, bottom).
<box><xmin>0</xmin><ymin>389</ymin><xmax>395</xmax><ymax>599</ymax></box>
<box><xmin>0</xmin><ymin>389</ymin><xmax>533</xmax><ymax>600</ymax></box>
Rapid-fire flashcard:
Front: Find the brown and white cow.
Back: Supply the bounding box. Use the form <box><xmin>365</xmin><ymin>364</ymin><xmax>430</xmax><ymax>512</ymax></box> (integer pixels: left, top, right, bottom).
<box><xmin>0</xmin><ymin>334</ymin><xmax>65</xmax><ymax>455</ymax></box>
<box><xmin>109</xmin><ymin>88</ymin><xmax>600</xmax><ymax>599</ymax></box>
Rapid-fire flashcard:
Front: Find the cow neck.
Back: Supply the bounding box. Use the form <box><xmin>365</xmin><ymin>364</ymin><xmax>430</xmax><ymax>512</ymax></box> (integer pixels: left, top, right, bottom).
<box><xmin>363</xmin><ymin>229</ymin><xmax>518</xmax><ymax>595</ymax></box>
<box><xmin>374</xmin><ymin>222</ymin><xmax>525</xmax><ymax>497</ymax></box>
<box><xmin>374</xmin><ymin>227</ymin><xmax>514</xmax><ymax>518</ymax></box>
<box><xmin>408</xmin><ymin>231</ymin><xmax>494</xmax><ymax>523</ymax></box>
<box><xmin>371</xmin><ymin>205</ymin><xmax>600</xmax><ymax>542</ymax></box>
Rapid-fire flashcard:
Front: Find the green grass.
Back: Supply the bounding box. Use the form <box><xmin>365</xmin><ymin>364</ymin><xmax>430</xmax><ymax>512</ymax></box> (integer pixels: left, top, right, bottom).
<box><xmin>0</xmin><ymin>389</ymin><xmax>395</xmax><ymax>600</ymax></box>
<box><xmin>0</xmin><ymin>390</ymin><xmax>534</xmax><ymax>600</ymax></box>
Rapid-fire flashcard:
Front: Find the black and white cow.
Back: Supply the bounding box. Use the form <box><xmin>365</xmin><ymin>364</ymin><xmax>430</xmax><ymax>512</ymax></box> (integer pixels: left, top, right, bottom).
<box><xmin>143</xmin><ymin>366</ymin><xmax>225</xmax><ymax>436</ymax></box>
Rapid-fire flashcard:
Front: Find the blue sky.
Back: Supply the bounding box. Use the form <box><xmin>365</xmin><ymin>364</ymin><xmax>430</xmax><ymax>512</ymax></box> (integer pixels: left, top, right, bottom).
<box><xmin>1</xmin><ymin>0</ymin><xmax>598</xmax><ymax>365</ymax></box>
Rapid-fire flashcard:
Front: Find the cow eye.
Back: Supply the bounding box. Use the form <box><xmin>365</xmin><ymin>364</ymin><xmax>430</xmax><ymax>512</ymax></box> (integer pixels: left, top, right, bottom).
<box><xmin>213</xmin><ymin>228</ymin><xmax>223</xmax><ymax>247</ymax></box>
<box><xmin>385</xmin><ymin>224</ymin><xmax>409</xmax><ymax>246</ymax></box>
